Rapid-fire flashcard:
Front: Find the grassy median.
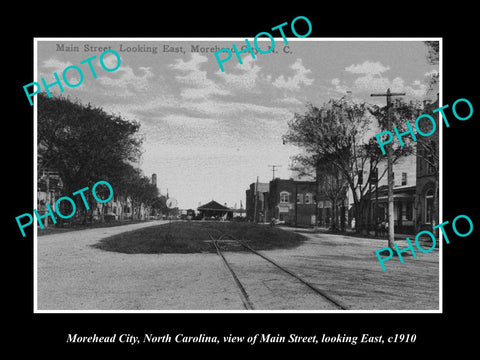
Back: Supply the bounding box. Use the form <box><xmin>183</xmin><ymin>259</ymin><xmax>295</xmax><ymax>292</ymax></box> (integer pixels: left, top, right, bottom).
<box><xmin>91</xmin><ymin>221</ymin><xmax>307</xmax><ymax>254</ymax></box>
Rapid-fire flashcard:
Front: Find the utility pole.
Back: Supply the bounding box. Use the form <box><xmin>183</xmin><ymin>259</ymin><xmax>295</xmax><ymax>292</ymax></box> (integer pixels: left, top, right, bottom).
<box><xmin>268</xmin><ymin>164</ymin><xmax>282</xmax><ymax>180</ymax></box>
<box><xmin>371</xmin><ymin>88</ymin><xmax>405</xmax><ymax>249</ymax></box>
<box><xmin>294</xmin><ymin>182</ymin><xmax>298</xmax><ymax>227</ymax></box>
<box><xmin>370</xmin><ymin>167</ymin><xmax>379</xmax><ymax>237</ymax></box>
<box><xmin>253</xmin><ymin>176</ymin><xmax>259</xmax><ymax>223</ymax></box>
<box><xmin>314</xmin><ymin>166</ymin><xmax>320</xmax><ymax>231</ymax></box>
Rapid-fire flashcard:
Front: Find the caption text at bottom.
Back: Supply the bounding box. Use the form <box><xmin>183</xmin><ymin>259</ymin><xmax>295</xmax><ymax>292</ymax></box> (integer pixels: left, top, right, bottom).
<box><xmin>66</xmin><ymin>332</ymin><xmax>416</xmax><ymax>345</ymax></box>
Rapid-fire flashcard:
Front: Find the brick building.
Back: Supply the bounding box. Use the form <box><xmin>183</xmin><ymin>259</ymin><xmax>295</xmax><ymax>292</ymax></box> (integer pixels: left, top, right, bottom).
<box><xmin>264</xmin><ymin>178</ymin><xmax>318</xmax><ymax>227</ymax></box>
<box><xmin>415</xmin><ymin>97</ymin><xmax>439</xmax><ymax>232</ymax></box>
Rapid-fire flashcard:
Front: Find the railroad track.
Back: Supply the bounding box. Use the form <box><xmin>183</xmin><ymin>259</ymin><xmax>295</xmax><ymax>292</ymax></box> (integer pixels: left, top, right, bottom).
<box><xmin>208</xmin><ymin>231</ymin><xmax>348</xmax><ymax>310</ymax></box>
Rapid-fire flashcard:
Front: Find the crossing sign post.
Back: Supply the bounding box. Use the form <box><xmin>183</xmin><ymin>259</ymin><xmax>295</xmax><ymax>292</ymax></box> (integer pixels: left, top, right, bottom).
<box><xmin>165</xmin><ymin>198</ymin><xmax>178</xmax><ymax>236</ymax></box>
<box><xmin>166</xmin><ymin>198</ymin><xmax>178</xmax><ymax>209</ymax></box>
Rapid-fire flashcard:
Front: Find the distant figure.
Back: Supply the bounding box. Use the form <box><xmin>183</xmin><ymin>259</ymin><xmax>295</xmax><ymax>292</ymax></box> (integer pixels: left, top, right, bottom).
<box><xmin>378</xmin><ymin>220</ymin><xmax>387</xmax><ymax>236</ymax></box>
<box><xmin>351</xmin><ymin>218</ymin><xmax>356</xmax><ymax>231</ymax></box>
<box><xmin>270</xmin><ymin>217</ymin><xmax>276</xmax><ymax>227</ymax></box>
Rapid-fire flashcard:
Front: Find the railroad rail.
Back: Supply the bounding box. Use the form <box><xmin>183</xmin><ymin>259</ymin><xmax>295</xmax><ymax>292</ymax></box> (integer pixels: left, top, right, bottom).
<box><xmin>208</xmin><ymin>231</ymin><xmax>348</xmax><ymax>310</ymax></box>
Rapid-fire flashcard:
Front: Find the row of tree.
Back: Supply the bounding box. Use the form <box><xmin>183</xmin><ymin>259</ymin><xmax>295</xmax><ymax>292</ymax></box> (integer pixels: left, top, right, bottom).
<box><xmin>37</xmin><ymin>93</ymin><xmax>167</xmax><ymax>224</ymax></box>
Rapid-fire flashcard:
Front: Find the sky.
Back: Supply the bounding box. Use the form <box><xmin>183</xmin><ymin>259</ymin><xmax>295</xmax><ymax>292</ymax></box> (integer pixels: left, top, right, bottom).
<box><xmin>36</xmin><ymin>38</ymin><xmax>439</xmax><ymax>210</ymax></box>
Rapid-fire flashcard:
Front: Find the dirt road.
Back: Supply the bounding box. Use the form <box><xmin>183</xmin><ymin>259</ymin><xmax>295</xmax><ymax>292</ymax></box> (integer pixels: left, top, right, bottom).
<box><xmin>36</xmin><ymin>222</ymin><xmax>439</xmax><ymax>311</ymax></box>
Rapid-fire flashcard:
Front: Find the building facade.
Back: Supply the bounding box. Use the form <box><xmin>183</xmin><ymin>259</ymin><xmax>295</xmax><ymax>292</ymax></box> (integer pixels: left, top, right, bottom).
<box><xmin>349</xmin><ymin>154</ymin><xmax>417</xmax><ymax>234</ymax></box>
<box><xmin>37</xmin><ymin>170</ymin><xmax>63</xmax><ymax>225</ymax></box>
<box><xmin>352</xmin><ymin>97</ymin><xmax>439</xmax><ymax>235</ymax></box>
<box><xmin>245</xmin><ymin>182</ymin><xmax>269</xmax><ymax>222</ymax></box>
<box><xmin>415</xmin><ymin>97</ymin><xmax>439</xmax><ymax>232</ymax></box>
<box><xmin>361</xmin><ymin>183</ymin><xmax>416</xmax><ymax>234</ymax></box>
<box><xmin>265</xmin><ymin>178</ymin><xmax>318</xmax><ymax>227</ymax></box>
<box><xmin>197</xmin><ymin>200</ymin><xmax>233</xmax><ymax>220</ymax></box>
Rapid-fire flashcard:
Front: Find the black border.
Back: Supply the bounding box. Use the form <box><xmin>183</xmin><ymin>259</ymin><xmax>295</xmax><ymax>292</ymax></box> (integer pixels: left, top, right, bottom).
<box><xmin>8</xmin><ymin>4</ymin><xmax>478</xmax><ymax>355</ymax></box>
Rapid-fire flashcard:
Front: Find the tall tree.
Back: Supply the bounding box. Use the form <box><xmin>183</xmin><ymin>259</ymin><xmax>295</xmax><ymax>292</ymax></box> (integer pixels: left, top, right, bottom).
<box><xmin>38</xmin><ymin>93</ymin><xmax>143</xmax><ymax>222</ymax></box>
<box><xmin>150</xmin><ymin>195</ymin><xmax>168</xmax><ymax>217</ymax></box>
<box><xmin>284</xmin><ymin>97</ymin><xmax>416</xmax><ymax>233</ymax></box>
<box><xmin>284</xmin><ymin>99</ymin><xmax>370</xmax><ymax>231</ymax></box>
<box><xmin>126</xmin><ymin>171</ymin><xmax>159</xmax><ymax>220</ymax></box>
<box><xmin>290</xmin><ymin>153</ymin><xmax>348</xmax><ymax>231</ymax></box>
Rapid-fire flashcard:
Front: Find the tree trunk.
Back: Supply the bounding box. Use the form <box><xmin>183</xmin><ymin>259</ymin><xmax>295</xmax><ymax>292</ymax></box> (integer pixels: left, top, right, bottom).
<box><xmin>359</xmin><ymin>199</ymin><xmax>369</xmax><ymax>235</ymax></box>
<box><xmin>119</xmin><ymin>199</ymin><xmax>124</xmax><ymax>222</ymax></box>
<box><xmin>99</xmin><ymin>204</ymin><xmax>105</xmax><ymax>223</ymax></box>
<box><xmin>331</xmin><ymin>199</ymin><xmax>337</xmax><ymax>231</ymax></box>
<box><xmin>82</xmin><ymin>205</ymin><xmax>88</xmax><ymax>225</ymax></box>
<box><xmin>133</xmin><ymin>202</ymin><xmax>139</xmax><ymax>221</ymax></box>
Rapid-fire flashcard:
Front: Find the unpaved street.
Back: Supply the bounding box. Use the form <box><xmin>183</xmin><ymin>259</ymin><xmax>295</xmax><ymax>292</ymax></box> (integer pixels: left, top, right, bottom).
<box><xmin>37</xmin><ymin>222</ymin><xmax>439</xmax><ymax>311</ymax></box>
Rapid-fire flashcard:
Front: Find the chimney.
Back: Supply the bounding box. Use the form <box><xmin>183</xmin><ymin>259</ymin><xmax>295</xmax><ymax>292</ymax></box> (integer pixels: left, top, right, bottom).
<box><xmin>345</xmin><ymin>90</ymin><xmax>352</xmax><ymax>101</ymax></box>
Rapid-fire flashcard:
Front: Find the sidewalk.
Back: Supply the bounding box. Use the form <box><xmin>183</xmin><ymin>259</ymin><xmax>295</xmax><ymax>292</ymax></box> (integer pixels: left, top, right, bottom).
<box><xmin>281</xmin><ymin>225</ymin><xmax>437</xmax><ymax>243</ymax></box>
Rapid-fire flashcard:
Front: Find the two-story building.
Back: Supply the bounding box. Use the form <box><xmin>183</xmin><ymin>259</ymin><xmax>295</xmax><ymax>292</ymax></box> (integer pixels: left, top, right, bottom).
<box><xmin>415</xmin><ymin>97</ymin><xmax>439</xmax><ymax>232</ymax></box>
<box><xmin>264</xmin><ymin>178</ymin><xmax>318</xmax><ymax>227</ymax></box>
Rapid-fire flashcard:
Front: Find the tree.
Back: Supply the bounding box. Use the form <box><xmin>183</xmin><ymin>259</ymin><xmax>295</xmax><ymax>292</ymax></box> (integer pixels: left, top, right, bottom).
<box><xmin>284</xmin><ymin>97</ymin><xmax>416</xmax><ymax>233</ymax></box>
<box><xmin>319</xmin><ymin>161</ymin><xmax>348</xmax><ymax>231</ymax></box>
<box><xmin>107</xmin><ymin>161</ymin><xmax>141</xmax><ymax>222</ymax></box>
<box><xmin>424</xmin><ymin>41</ymin><xmax>439</xmax><ymax>94</ymax></box>
<box><xmin>290</xmin><ymin>153</ymin><xmax>348</xmax><ymax>231</ymax></box>
<box><xmin>150</xmin><ymin>195</ymin><xmax>168</xmax><ymax>217</ymax></box>
<box><xmin>284</xmin><ymin>99</ymin><xmax>370</xmax><ymax>231</ymax></box>
<box><xmin>126</xmin><ymin>171</ymin><xmax>159</xmax><ymax>220</ymax></box>
<box><xmin>425</xmin><ymin>41</ymin><xmax>439</xmax><ymax>65</ymax></box>
<box><xmin>38</xmin><ymin>93</ymin><xmax>143</xmax><ymax>223</ymax></box>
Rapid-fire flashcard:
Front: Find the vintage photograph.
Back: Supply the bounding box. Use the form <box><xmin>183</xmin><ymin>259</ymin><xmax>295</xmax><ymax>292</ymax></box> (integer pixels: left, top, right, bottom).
<box><xmin>33</xmin><ymin>38</ymin><xmax>440</xmax><ymax>312</ymax></box>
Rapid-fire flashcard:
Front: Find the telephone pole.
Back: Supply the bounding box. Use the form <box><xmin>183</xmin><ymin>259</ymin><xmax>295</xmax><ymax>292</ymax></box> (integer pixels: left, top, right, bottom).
<box><xmin>268</xmin><ymin>164</ymin><xmax>282</xmax><ymax>180</ymax></box>
<box><xmin>371</xmin><ymin>88</ymin><xmax>405</xmax><ymax>249</ymax></box>
<box><xmin>253</xmin><ymin>176</ymin><xmax>259</xmax><ymax>223</ymax></box>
